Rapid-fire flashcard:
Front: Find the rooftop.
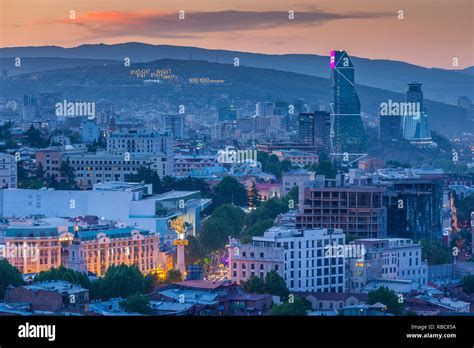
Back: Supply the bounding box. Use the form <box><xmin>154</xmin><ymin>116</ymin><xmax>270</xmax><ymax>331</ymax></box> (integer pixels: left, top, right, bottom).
<box><xmin>143</xmin><ymin>190</ymin><xmax>200</xmax><ymax>201</ymax></box>
<box><xmin>93</xmin><ymin>181</ymin><xmax>151</xmax><ymax>192</ymax></box>
<box><xmin>78</xmin><ymin>227</ymin><xmax>153</xmax><ymax>241</ymax></box>
<box><xmin>23</xmin><ymin>281</ymin><xmax>87</xmax><ymax>295</ymax></box>
<box><xmin>159</xmin><ymin>288</ymin><xmax>219</xmax><ymax>305</ymax></box>
<box><xmin>174</xmin><ymin>280</ymin><xmax>231</xmax><ymax>290</ymax></box>
<box><xmin>255</xmin><ymin>226</ymin><xmax>344</xmax><ymax>241</ymax></box>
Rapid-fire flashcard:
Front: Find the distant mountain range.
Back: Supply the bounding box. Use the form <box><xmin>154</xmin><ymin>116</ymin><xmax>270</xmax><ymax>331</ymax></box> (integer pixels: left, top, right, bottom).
<box><xmin>1</xmin><ymin>57</ymin><xmax>469</xmax><ymax>137</ymax></box>
<box><xmin>457</xmin><ymin>66</ymin><xmax>474</xmax><ymax>76</ymax></box>
<box><xmin>1</xmin><ymin>43</ymin><xmax>473</xmax><ymax>104</ymax></box>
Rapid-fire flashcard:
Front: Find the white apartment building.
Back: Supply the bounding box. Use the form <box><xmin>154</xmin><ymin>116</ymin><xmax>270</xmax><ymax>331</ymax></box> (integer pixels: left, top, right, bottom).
<box><xmin>38</xmin><ymin>130</ymin><xmax>176</xmax><ymax>189</ymax></box>
<box><xmin>106</xmin><ymin>130</ymin><xmax>173</xmax><ymax>157</ymax></box>
<box><xmin>0</xmin><ymin>153</ymin><xmax>17</xmax><ymax>189</ymax></box>
<box><xmin>246</xmin><ymin>226</ymin><xmax>346</xmax><ymax>292</ymax></box>
<box><xmin>63</xmin><ymin>152</ymin><xmax>172</xmax><ymax>189</ymax></box>
<box><xmin>349</xmin><ymin>238</ymin><xmax>428</xmax><ymax>293</ymax></box>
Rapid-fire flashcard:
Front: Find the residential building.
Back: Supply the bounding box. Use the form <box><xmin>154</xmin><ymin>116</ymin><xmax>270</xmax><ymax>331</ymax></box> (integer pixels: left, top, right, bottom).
<box><xmin>211</xmin><ymin>122</ymin><xmax>236</xmax><ymax>141</ymax></box>
<box><xmin>297</xmin><ymin>111</ymin><xmax>330</xmax><ymax>153</ymax></box>
<box><xmin>63</xmin><ymin>152</ymin><xmax>172</xmax><ymax>189</ymax></box>
<box><xmin>36</xmin><ymin>146</ymin><xmax>84</xmax><ymax>180</ymax></box>
<box><xmin>375</xmin><ymin>169</ymin><xmax>443</xmax><ymax>239</ymax></box>
<box><xmin>227</xmin><ymin>238</ymin><xmax>284</xmax><ymax>284</ymax></box>
<box><xmin>299</xmin><ymin>292</ymin><xmax>368</xmax><ymax>312</ymax></box>
<box><xmin>296</xmin><ymin>175</ymin><xmax>387</xmax><ymax>238</ymax></box>
<box><xmin>255</xmin><ymin>183</ymin><xmax>281</xmax><ymax>201</ymax></box>
<box><xmin>405</xmin><ymin>295</ymin><xmax>470</xmax><ymax>315</ymax></box>
<box><xmin>349</xmin><ymin>238</ymin><xmax>428</xmax><ymax>293</ymax></box>
<box><xmin>380</xmin><ymin>112</ymin><xmax>403</xmax><ymax>141</ymax></box>
<box><xmin>174</xmin><ymin>155</ymin><xmax>217</xmax><ymax>177</ymax></box>
<box><xmin>0</xmin><ymin>153</ymin><xmax>17</xmax><ymax>189</ymax></box>
<box><xmin>5</xmin><ymin>281</ymin><xmax>89</xmax><ymax>313</ymax></box>
<box><xmin>255</xmin><ymin>115</ymin><xmax>282</xmax><ymax>131</ymax></box>
<box><xmin>272</xmin><ymin>149</ymin><xmax>319</xmax><ymax>167</ymax></box>
<box><xmin>218</xmin><ymin>106</ymin><xmax>238</xmax><ymax>122</ymax></box>
<box><xmin>256</xmin><ymin>142</ymin><xmax>319</xmax><ymax>155</ymax></box>
<box><xmin>253</xmin><ymin>226</ymin><xmax>346</xmax><ymax>292</ymax></box>
<box><xmin>224</xmin><ymin>293</ymin><xmax>273</xmax><ymax>315</ymax></box>
<box><xmin>297</xmin><ymin>113</ymin><xmax>315</xmax><ymax>145</ymax></box>
<box><xmin>256</xmin><ymin>102</ymin><xmax>275</xmax><ymax>117</ymax></box>
<box><xmin>106</xmin><ymin>129</ymin><xmax>173</xmax><ymax>157</ymax></box>
<box><xmin>340</xmin><ymin>303</ymin><xmax>391</xmax><ymax>316</ymax></box>
<box><xmin>22</xmin><ymin>95</ymin><xmax>37</xmax><ymax>122</ymax></box>
<box><xmin>281</xmin><ymin>169</ymin><xmax>315</xmax><ymax>194</ymax></box>
<box><xmin>428</xmin><ymin>263</ymin><xmax>455</xmax><ymax>285</ymax></box>
<box><xmin>357</xmin><ymin>157</ymin><xmax>384</xmax><ymax>172</ymax></box>
<box><xmin>164</xmin><ymin>114</ymin><xmax>185</xmax><ymax>139</ymax></box>
<box><xmin>81</xmin><ymin>119</ymin><xmax>100</xmax><ymax>144</ymax></box>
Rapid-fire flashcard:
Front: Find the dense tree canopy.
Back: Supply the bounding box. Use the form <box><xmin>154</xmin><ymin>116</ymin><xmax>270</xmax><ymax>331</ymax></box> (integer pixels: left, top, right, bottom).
<box><xmin>454</xmin><ymin>192</ymin><xmax>474</xmax><ymax>225</ymax></box>
<box><xmin>305</xmin><ymin>156</ymin><xmax>337</xmax><ymax>179</ymax></box>
<box><xmin>93</xmin><ymin>264</ymin><xmax>147</xmax><ymax>300</ymax></box>
<box><xmin>367</xmin><ymin>286</ymin><xmax>404</xmax><ymax>315</ymax></box>
<box><xmin>120</xmin><ymin>294</ymin><xmax>152</xmax><ymax>314</ymax></box>
<box><xmin>420</xmin><ymin>239</ymin><xmax>452</xmax><ymax>265</ymax></box>
<box><xmin>34</xmin><ymin>265</ymin><xmax>92</xmax><ymax>290</ymax></box>
<box><xmin>165</xmin><ymin>269</ymin><xmax>183</xmax><ymax>283</ymax></box>
<box><xmin>242</xmin><ymin>275</ymin><xmax>265</xmax><ymax>294</ymax></box>
<box><xmin>271</xmin><ymin>297</ymin><xmax>309</xmax><ymax>316</ymax></box>
<box><xmin>213</xmin><ymin>176</ymin><xmax>247</xmax><ymax>207</ymax></box>
<box><xmin>258</xmin><ymin>152</ymin><xmax>293</xmax><ymax>179</ymax></box>
<box><xmin>200</xmin><ymin>204</ymin><xmax>245</xmax><ymax>251</ymax></box>
<box><xmin>25</xmin><ymin>124</ymin><xmax>49</xmax><ymax>148</ymax></box>
<box><xmin>242</xmin><ymin>270</ymin><xmax>290</xmax><ymax>301</ymax></box>
<box><xmin>0</xmin><ymin>260</ymin><xmax>25</xmax><ymax>300</ymax></box>
<box><xmin>461</xmin><ymin>275</ymin><xmax>474</xmax><ymax>294</ymax></box>
<box><xmin>125</xmin><ymin>169</ymin><xmax>211</xmax><ymax>196</ymax></box>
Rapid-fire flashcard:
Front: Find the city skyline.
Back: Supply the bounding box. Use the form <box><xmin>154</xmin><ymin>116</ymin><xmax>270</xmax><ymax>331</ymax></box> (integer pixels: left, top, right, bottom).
<box><xmin>0</xmin><ymin>0</ymin><xmax>473</xmax><ymax>339</ymax></box>
<box><xmin>1</xmin><ymin>0</ymin><xmax>473</xmax><ymax>69</ymax></box>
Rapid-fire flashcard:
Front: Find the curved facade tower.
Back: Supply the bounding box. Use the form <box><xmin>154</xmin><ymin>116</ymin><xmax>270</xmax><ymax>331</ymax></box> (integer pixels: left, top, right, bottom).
<box><xmin>329</xmin><ymin>50</ymin><xmax>367</xmax><ymax>155</ymax></box>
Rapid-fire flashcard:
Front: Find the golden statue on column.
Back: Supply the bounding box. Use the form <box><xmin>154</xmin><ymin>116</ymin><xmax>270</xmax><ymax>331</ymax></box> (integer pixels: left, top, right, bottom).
<box><xmin>171</xmin><ymin>217</ymin><xmax>188</xmax><ymax>277</ymax></box>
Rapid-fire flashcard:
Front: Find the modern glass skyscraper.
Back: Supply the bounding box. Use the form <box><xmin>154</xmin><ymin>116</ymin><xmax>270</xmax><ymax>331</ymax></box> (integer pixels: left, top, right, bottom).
<box><xmin>297</xmin><ymin>112</ymin><xmax>315</xmax><ymax>144</ymax></box>
<box><xmin>297</xmin><ymin>111</ymin><xmax>331</xmax><ymax>153</ymax></box>
<box><xmin>403</xmin><ymin>82</ymin><xmax>432</xmax><ymax>143</ymax></box>
<box><xmin>329</xmin><ymin>50</ymin><xmax>367</xmax><ymax>154</ymax></box>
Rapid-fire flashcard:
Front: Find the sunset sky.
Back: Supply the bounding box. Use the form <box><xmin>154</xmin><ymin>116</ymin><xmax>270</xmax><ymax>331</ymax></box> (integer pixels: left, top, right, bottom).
<box><xmin>1</xmin><ymin>0</ymin><xmax>472</xmax><ymax>69</ymax></box>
